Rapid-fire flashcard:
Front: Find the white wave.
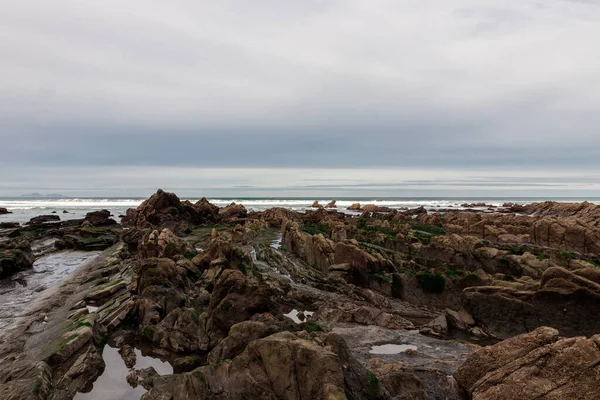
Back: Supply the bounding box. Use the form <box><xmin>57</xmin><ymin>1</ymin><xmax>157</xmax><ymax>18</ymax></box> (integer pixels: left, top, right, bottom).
<box><xmin>0</xmin><ymin>199</ymin><xmax>143</xmax><ymax>210</ymax></box>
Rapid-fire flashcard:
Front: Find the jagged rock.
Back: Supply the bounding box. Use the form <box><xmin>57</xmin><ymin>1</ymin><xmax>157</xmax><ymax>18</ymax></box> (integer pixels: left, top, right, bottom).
<box><xmin>347</xmin><ymin>203</ymin><xmax>361</xmax><ymax>211</ymax></box>
<box><xmin>333</xmin><ymin>241</ymin><xmax>383</xmax><ymax>286</ymax></box>
<box><xmin>123</xmin><ymin>189</ymin><xmax>219</xmax><ymax>228</ymax></box>
<box><xmin>119</xmin><ymin>344</ymin><xmax>137</xmax><ymax>369</ymax></box>
<box><xmin>172</xmin><ymin>355</ymin><xmax>204</xmax><ymax>374</ymax></box>
<box><xmin>455</xmin><ymin>326</ymin><xmax>600</xmax><ymax>399</ymax></box>
<box><xmin>150</xmin><ymin>307</ymin><xmax>210</xmax><ymax>352</ymax></box>
<box><xmin>194</xmin><ymin>197</ymin><xmax>220</xmax><ymax>223</ymax></box>
<box><xmin>420</xmin><ymin>314</ymin><xmax>448</xmax><ymax>338</ymax></box>
<box><xmin>83</xmin><ymin>209</ymin><xmax>117</xmax><ymax>226</ymax></box>
<box><xmin>311</xmin><ymin>200</ymin><xmax>322</xmax><ymax>208</ymax></box>
<box><xmin>522</xmin><ymin>200</ymin><xmax>600</xmax><ymax>218</ymax></box>
<box><xmin>405</xmin><ymin>205</ymin><xmax>427</xmax><ymax>216</ymax></box>
<box><xmin>444</xmin><ymin>211</ymin><xmax>600</xmax><ymax>255</ymax></box>
<box><xmin>207</xmin><ymin>269</ymin><xmax>280</xmax><ymax>340</ymax></box>
<box><xmin>207</xmin><ymin>320</ymin><xmax>278</xmax><ymax>364</ymax></box>
<box><xmin>0</xmin><ymin>207</ymin><xmax>11</xmax><ymax>215</ymax></box>
<box><xmin>281</xmin><ymin>218</ymin><xmax>338</xmax><ymax>272</ymax></box>
<box><xmin>141</xmin><ymin>332</ymin><xmax>351</xmax><ymax>400</ymax></box>
<box><xmin>139</xmin><ymin>228</ymin><xmax>193</xmax><ymax>259</ymax></box>
<box><xmin>325</xmin><ymin>200</ymin><xmax>337</xmax><ymax>208</ymax></box>
<box><xmin>191</xmin><ymin>238</ymin><xmax>252</xmax><ymax>271</ymax></box>
<box><xmin>218</xmin><ymin>203</ymin><xmax>247</xmax><ymax>222</ymax></box>
<box><xmin>260</xmin><ymin>207</ymin><xmax>300</xmax><ymax>226</ymax></box>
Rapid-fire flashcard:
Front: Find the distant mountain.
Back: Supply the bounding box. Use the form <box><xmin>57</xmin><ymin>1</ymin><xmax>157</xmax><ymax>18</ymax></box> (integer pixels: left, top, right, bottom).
<box><xmin>19</xmin><ymin>193</ymin><xmax>66</xmax><ymax>198</ymax></box>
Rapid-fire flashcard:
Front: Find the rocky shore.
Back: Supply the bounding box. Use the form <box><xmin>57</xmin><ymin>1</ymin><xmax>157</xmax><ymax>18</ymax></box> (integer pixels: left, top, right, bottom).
<box><xmin>1</xmin><ymin>190</ymin><xmax>599</xmax><ymax>399</ymax></box>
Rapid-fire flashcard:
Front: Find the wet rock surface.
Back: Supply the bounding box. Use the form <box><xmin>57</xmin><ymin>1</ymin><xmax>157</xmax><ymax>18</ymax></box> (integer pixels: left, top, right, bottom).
<box><xmin>1</xmin><ymin>191</ymin><xmax>600</xmax><ymax>399</ymax></box>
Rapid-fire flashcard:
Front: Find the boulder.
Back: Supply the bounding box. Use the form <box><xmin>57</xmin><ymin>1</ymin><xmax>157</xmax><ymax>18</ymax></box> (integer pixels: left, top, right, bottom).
<box><xmin>347</xmin><ymin>203</ymin><xmax>361</xmax><ymax>211</ymax></box>
<box><xmin>83</xmin><ymin>210</ymin><xmax>117</xmax><ymax>226</ymax></box>
<box><xmin>124</xmin><ymin>189</ymin><xmax>219</xmax><ymax>228</ymax></box>
<box><xmin>455</xmin><ymin>326</ymin><xmax>600</xmax><ymax>399</ymax></box>
<box><xmin>0</xmin><ymin>241</ymin><xmax>35</xmax><ymax>278</ymax></box>
<box><xmin>0</xmin><ymin>207</ymin><xmax>11</xmax><ymax>215</ymax></box>
<box><xmin>311</xmin><ymin>200</ymin><xmax>322</xmax><ymax>208</ymax></box>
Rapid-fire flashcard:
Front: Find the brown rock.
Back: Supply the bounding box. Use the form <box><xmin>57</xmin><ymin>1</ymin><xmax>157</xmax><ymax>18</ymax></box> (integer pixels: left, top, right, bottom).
<box><xmin>138</xmin><ymin>228</ymin><xmax>192</xmax><ymax>259</ymax></box>
<box><xmin>346</xmin><ymin>203</ymin><xmax>361</xmax><ymax>211</ymax></box>
<box><xmin>83</xmin><ymin>209</ymin><xmax>117</xmax><ymax>226</ymax></box>
<box><xmin>141</xmin><ymin>332</ymin><xmax>354</xmax><ymax>400</ymax></box>
<box><xmin>325</xmin><ymin>200</ymin><xmax>337</xmax><ymax>208</ymax></box>
<box><xmin>455</xmin><ymin>326</ymin><xmax>600</xmax><ymax>400</ymax></box>
<box><xmin>218</xmin><ymin>202</ymin><xmax>247</xmax><ymax>222</ymax></box>
<box><xmin>0</xmin><ymin>241</ymin><xmax>35</xmax><ymax>278</ymax></box>
<box><xmin>362</xmin><ymin>204</ymin><xmax>393</xmax><ymax>213</ymax></box>
<box><xmin>333</xmin><ymin>241</ymin><xmax>383</xmax><ymax>286</ymax></box>
<box><xmin>124</xmin><ymin>189</ymin><xmax>219</xmax><ymax>228</ymax></box>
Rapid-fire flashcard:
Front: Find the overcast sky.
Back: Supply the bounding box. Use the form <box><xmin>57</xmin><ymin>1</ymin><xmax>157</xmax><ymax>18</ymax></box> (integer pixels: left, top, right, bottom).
<box><xmin>1</xmin><ymin>0</ymin><xmax>600</xmax><ymax>197</ymax></box>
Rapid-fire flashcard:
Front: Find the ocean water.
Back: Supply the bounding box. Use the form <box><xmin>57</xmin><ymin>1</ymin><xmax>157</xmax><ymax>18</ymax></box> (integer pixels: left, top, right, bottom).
<box><xmin>1</xmin><ymin>197</ymin><xmax>599</xmax><ymax>224</ymax></box>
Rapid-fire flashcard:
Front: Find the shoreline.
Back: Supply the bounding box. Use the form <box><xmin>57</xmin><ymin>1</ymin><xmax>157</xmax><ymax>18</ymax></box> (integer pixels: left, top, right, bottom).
<box><xmin>1</xmin><ymin>190</ymin><xmax>600</xmax><ymax>399</ymax></box>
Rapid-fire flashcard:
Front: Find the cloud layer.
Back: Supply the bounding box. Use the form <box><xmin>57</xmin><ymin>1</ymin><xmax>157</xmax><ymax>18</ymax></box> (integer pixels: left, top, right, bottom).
<box><xmin>1</xmin><ymin>1</ymin><xmax>599</xmax><ymax>195</ymax></box>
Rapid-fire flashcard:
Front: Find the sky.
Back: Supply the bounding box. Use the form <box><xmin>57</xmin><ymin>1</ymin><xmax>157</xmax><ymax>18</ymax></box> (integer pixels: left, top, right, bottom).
<box><xmin>1</xmin><ymin>0</ymin><xmax>600</xmax><ymax>197</ymax></box>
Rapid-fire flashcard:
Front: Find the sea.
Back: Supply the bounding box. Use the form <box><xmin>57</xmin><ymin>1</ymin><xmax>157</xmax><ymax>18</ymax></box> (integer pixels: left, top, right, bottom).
<box><xmin>2</xmin><ymin>196</ymin><xmax>600</xmax><ymax>225</ymax></box>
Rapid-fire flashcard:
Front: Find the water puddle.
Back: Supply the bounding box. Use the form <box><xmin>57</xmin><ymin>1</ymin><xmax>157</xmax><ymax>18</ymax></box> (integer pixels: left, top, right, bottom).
<box><xmin>284</xmin><ymin>309</ymin><xmax>314</xmax><ymax>324</ymax></box>
<box><xmin>270</xmin><ymin>233</ymin><xmax>282</xmax><ymax>249</ymax></box>
<box><xmin>75</xmin><ymin>345</ymin><xmax>172</xmax><ymax>400</ymax></box>
<box><xmin>370</xmin><ymin>344</ymin><xmax>418</xmax><ymax>354</ymax></box>
<box><xmin>0</xmin><ymin>251</ymin><xmax>99</xmax><ymax>334</ymax></box>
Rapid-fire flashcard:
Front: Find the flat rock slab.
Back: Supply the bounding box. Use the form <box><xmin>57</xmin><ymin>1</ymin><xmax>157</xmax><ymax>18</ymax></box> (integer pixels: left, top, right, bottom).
<box><xmin>85</xmin><ymin>280</ymin><xmax>128</xmax><ymax>303</ymax></box>
<box><xmin>332</xmin><ymin>324</ymin><xmax>476</xmax><ymax>399</ymax></box>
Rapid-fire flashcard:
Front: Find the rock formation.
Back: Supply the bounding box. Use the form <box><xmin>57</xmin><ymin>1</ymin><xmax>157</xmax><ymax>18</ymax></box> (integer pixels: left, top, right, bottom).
<box><xmin>455</xmin><ymin>327</ymin><xmax>600</xmax><ymax>399</ymax></box>
<box><xmin>1</xmin><ymin>195</ymin><xmax>600</xmax><ymax>399</ymax></box>
<box><xmin>0</xmin><ymin>241</ymin><xmax>34</xmax><ymax>278</ymax></box>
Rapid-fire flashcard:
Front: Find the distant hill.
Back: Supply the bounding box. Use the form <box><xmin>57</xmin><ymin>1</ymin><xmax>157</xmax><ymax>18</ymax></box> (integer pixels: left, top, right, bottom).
<box><xmin>19</xmin><ymin>193</ymin><xmax>66</xmax><ymax>198</ymax></box>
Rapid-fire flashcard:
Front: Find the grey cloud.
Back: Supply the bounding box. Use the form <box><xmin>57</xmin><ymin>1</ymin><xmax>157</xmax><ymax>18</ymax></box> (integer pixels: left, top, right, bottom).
<box><xmin>1</xmin><ymin>1</ymin><xmax>600</xmax><ymax>195</ymax></box>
